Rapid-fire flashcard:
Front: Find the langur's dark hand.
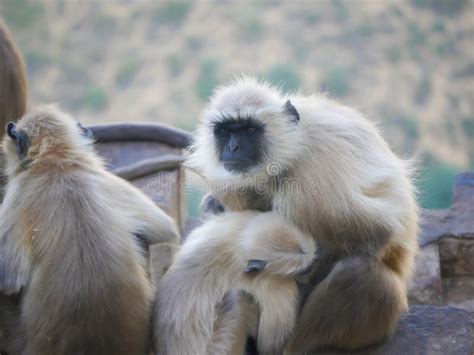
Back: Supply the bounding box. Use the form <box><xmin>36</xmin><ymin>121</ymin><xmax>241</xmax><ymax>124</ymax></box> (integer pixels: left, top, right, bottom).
<box><xmin>244</xmin><ymin>259</ymin><xmax>267</xmax><ymax>273</ymax></box>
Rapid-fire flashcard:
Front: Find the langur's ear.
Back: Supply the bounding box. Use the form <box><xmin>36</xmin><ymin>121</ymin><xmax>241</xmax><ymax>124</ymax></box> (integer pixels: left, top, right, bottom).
<box><xmin>6</xmin><ymin>122</ymin><xmax>29</xmax><ymax>158</ymax></box>
<box><xmin>77</xmin><ymin>122</ymin><xmax>94</xmax><ymax>139</ymax></box>
<box><xmin>6</xmin><ymin>122</ymin><xmax>17</xmax><ymax>140</ymax></box>
<box><xmin>284</xmin><ymin>100</ymin><xmax>300</xmax><ymax>124</ymax></box>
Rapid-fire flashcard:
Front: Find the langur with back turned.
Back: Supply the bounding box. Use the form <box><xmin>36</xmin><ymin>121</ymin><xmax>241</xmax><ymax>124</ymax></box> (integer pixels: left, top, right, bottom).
<box><xmin>0</xmin><ymin>105</ymin><xmax>180</xmax><ymax>354</ymax></box>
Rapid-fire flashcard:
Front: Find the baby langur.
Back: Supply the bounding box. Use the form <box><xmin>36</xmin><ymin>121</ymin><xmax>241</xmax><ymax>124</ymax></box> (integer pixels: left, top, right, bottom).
<box><xmin>155</xmin><ymin>211</ymin><xmax>316</xmax><ymax>355</ymax></box>
<box><xmin>0</xmin><ymin>105</ymin><xmax>180</xmax><ymax>355</ymax></box>
<box><xmin>185</xmin><ymin>77</ymin><xmax>419</xmax><ymax>352</ymax></box>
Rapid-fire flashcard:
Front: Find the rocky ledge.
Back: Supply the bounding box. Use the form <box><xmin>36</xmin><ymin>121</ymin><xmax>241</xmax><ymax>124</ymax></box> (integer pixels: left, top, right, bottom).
<box><xmin>317</xmin><ymin>305</ymin><xmax>472</xmax><ymax>355</ymax></box>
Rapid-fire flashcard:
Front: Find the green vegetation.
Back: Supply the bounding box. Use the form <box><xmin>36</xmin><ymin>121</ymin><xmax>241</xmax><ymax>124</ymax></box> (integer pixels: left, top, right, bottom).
<box><xmin>294</xmin><ymin>41</ymin><xmax>310</xmax><ymax>64</ymax></box>
<box><xmin>93</xmin><ymin>14</ymin><xmax>116</xmax><ymax>36</ymax></box>
<box><xmin>167</xmin><ymin>54</ymin><xmax>185</xmax><ymax>78</ymax></box>
<box><xmin>332</xmin><ymin>0</ymin><xmax>349</xmax><ymax>22</ymax></box>
<box><xmin>321</xmin><ymin>66</ymin><xmax>350</xmax><ymax>97</ymax></box>
<box><xmin>355</xmin><ymin>20</ymin><xmax>374</xmax><ymax>37</ymax></box>
<box><xmin>195</xmin><ymin>58</ymin><xmax>219</xmax><ymax>101</ymax></box>
<box><xmin>174</xmin><ymin>119</ymin><xmax>196</xmax><ymax>132</ymax></box>
<box><xmin>185</xmin><ymin>188</ymin><xmax>205</xmax><ymax>218</ymax></box>
<box><xmin>240</xmin><ymin>12</ymin><xmax>265</xmax><ymax>41</ymax></box>
<box><xmin>407</xmin><ymin>23</ymin><xmax>427</xmax><ymax>59</ymax></box>
<box><xmin>386</xmin><ymin>46</ymin><xmax>401</xmax><ymax>64</ymax></box>
<box><xmin>115</xmin><ymin>59</ymin><xmax>140</xmax><ymax>88</ymax></box>
<box><xmin>265</xmin><ymin>64</ymin><xmax>301</xmax><ymax>93</ymax></box>
<box><xmin>25</xmin><ymin>51</ymin><xmax>50</xmax><ymax>74</ymax></box>
<box><xmin>415</xmin><ymin>77</ymin><xmax>432</xmax><ymax>105</ymax></box>
<box><xmin>432</xmin><ymin>19</ymin><xmax>445</xmax><ymax>33</ymax></box>
<box><xmin>2</xmin><ymin>0</ymin><xmax>44</xmax><ymax>28</ymax></box>
<box><xmin>60</xmin><ymin>62</ymin><xmax>88</xmax><ymax>83</ymax></box>
<box><xmin>444</xmin><ymin>119</ymin><xmax>456</xmax><ymax>143</ymax></box>
<box><xmin>153</xmin><ymin>1</ymin><xmax>192</xmax><ymax>24</ymax></box>
<box><xmin>461</xmin><ymin>117</ymin><xmax>474</xmax><ymax>139</ymax></box>
<box><xmin>400</xmin><ymin>114</ymin><xmax>420</xmax><ymax>140</ymax></box>
<box><xmin>304</xmin><ymin>12</ymin><xmax>321</xmax><ymax>25</ymax></box>
<box><xmin>412</xmin><ymin>0</ymin><xmax>469</xmax><ymax>16</ymax></box>
<box><xmin>418</xmin><ymin>162</ymin><xmax>458</xmax><ymax>209</ymax></box>
<box><xmin>81</xmin><ymin>85</ymin><xmax>108</xmax><ymax>112</ymax></box>
<box><xmin>186</xmin><ymin>36</ymin><xmax>203</xmax><ymax>52</ymax></box>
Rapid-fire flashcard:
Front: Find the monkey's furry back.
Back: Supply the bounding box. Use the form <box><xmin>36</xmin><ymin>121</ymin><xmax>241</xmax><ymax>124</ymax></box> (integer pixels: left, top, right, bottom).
<box><xmin>0</xmin><ymin>106</ymin><xmax>154</xmax><ymax>354</ymax></box>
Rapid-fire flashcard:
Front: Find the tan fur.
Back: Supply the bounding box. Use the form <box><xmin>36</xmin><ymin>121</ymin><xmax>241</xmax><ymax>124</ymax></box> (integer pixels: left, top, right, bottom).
<box><xmin>209</xmin><ymin>291</ymin><xmax>259</xmax><ymax>355</ymax></box>
<box><xmin>0</xmin><ymin>18</ymin><xmax>27</xmax><ymax>201</ymax></box>
<box><xmin>185</xmin><ymin>77</ymin><xmax>419</xmax><ymax>352</ymax></box>
<box><xmin>0</xmin><ymin>105</ymin><xmax>180</xmax><ymax>354</ymax></box>
<box><xmin>155</xmin><ymin>211</ymin><xmax>316</xmax><ymax>355</ymax></box>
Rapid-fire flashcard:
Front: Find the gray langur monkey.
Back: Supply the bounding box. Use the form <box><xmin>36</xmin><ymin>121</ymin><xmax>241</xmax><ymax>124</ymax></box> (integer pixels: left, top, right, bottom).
<box><xmin>184</xmin><ymin>77</ymin><xmax>419</xmax><ymax>353</ymax></box>
<box><xmin>155</xmin><ymin>211</ymin><xmax>316</xmax><ymax>355</ymax></box>
<box><xmin>0</xmin><ymin>105</ymin><xmax>180</xmax><ymax>354</ymax></box>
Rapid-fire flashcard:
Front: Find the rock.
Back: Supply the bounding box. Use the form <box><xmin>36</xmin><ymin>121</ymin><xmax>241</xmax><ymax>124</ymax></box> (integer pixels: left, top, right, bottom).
<box><xmin>409</xmin><ymin>243</ymin><xmax>442</xmax><ymax>305</ymax></box>
<box><xmin>419</xmin><ymin>209</ymin><xmax>451</xmax><ymax>247</ymax></box>
<box><xmin>451</xmin><ymin>172</ymin><xmax>474</xmax><ymax>238</ymax></box>
<box><xmin>316</xmin><ymin>306</ymin><xmax>473</xmax><ymax>355</ymax></box>
<box><xmin>439</xmin><ymin>238</ymin><xmax>474</xmax><ymax>277</ymax></box>
<box><xmin>443</xmin><ymin>277</ymin><xmax>474</xmax><ymax>312</ymax></box>
<box><xmin>420</xmin><ymin>172</ymin><xmax>474</xmax><ymax>247</ymax></box>
<box><xmin>373</xmin><ymin>306</ymin><xmax>473</xmax><ymax>355</ymax></box>
<box><xmin>411</xmin><ymin>172</ymin><xmax>474</xmax><ymax>313</ymax></box>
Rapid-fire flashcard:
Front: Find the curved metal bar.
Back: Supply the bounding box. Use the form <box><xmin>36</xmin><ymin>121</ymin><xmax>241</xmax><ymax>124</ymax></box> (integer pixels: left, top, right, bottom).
<box><xmin>88</xmin><ymin>122</ymin><xmax>192</xmax><ymax>148</ymax></box>
<box><xmin>111</xmin><ymin>155</ymin><xmax>184</xmax><ymax>180</ymax></box>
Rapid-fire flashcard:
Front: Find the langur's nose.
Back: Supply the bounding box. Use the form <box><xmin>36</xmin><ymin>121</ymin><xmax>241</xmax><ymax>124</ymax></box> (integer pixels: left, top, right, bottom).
<box><xmin>229</xmin><ymin>137</ymin><xmax>240</xmax><ymax>152</ymax></box>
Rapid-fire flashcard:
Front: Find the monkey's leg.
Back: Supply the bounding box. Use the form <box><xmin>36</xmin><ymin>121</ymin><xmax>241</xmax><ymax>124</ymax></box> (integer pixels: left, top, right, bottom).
<box><xmin>209</xmin><ymin>291</ymin><xmax>259</xmax><ymax>355</ymax></box>
<box><xmin>254</xmin><ymin>280</ymin><xmax>300</xmax><ymax>355</ymax></box>
<box><xmin>286</xmin><ymin>255</ymin><xmax>407</xmax><ymax>353</ymax></box>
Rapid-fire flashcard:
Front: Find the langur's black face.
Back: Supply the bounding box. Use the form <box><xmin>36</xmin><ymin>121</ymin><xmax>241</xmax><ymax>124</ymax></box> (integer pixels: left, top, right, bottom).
<box><xmin>213</xmin><ymin>118</ymin><xmax>265</xmax><ymax>173</ymax></box>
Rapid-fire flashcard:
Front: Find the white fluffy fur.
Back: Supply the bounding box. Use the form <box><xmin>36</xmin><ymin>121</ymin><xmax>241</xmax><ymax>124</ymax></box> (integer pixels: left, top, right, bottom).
<box><xmin>183</xmin><ymin>77</ymin><xmax>419</xmax><ymax>352</ymax></box>
<box><xmin>155</xmin><ymin>211</ymin><xmax>316</xmax><ymax>355</ymax></box>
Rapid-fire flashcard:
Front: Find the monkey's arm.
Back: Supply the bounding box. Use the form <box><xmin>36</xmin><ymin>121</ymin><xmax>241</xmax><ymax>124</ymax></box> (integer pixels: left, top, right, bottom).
<box><xmin>240</xmin><ymin>212</ymin><xmax>316</xmax><ymax>276</ymax></box>
<box><xmin>128</xmin><ymin>203</ymin><xmax>180</xmax><ymax>246</ymax></box>
<box><xmin>0</xmin><ymin>239</ymin><xmax>29</xmax><ymax>295</ymax></box>
<box><xmin>0</xmin><ymin>221</ymin><xmax>30</xmax><ymax>296</ymax></box>
<box><xmin>106</xmin><ymin>174</ymin><xmax>181</xmax><ymax>246</ymax></box>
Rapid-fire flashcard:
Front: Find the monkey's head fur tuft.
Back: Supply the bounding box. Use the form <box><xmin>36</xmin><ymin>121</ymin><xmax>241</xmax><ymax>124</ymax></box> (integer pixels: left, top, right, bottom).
<box><xmin>2</xmin><ymin>104</ymin><xmax>99</xmax><ymax>178</ymax></box>
<box><xmin>186</xmin><ymin>76</ymin><xmax>305</xmax><ymax>189</ymax></box>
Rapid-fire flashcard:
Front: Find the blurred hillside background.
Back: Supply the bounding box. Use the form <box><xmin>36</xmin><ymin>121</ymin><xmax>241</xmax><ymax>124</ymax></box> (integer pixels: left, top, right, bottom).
<box><xmin>0</xmin><ymin>0</ymin><xmax>473</xmax><ymax>212</ymax></box>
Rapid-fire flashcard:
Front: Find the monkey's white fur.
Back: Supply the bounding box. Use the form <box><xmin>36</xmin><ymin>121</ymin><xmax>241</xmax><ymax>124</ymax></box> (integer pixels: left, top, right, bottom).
<box><xmin>184</xmin><ymin>77</ymin><xmax>419</xmax><ymax>352</ymax></box>
<box><xmin>0</xmin><ymin>105</ymin><xmax>180</xmax><ymax>354</ymax></box>
<box><xmin>155</xmin><ymin>211</ymin><xmax>316</xmax><ymax>355</ymax></box>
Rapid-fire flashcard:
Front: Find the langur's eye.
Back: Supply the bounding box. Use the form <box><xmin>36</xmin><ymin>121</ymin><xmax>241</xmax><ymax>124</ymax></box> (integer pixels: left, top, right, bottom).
<box><xmin>246</xmin><ymin>126</ymin><xmax>256</xmax><ymax>134</ymax></box>
<box><xmin>216</xmin><ymin>127</ymin><xmax>229</xmax><ymax>136</ymax></box>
